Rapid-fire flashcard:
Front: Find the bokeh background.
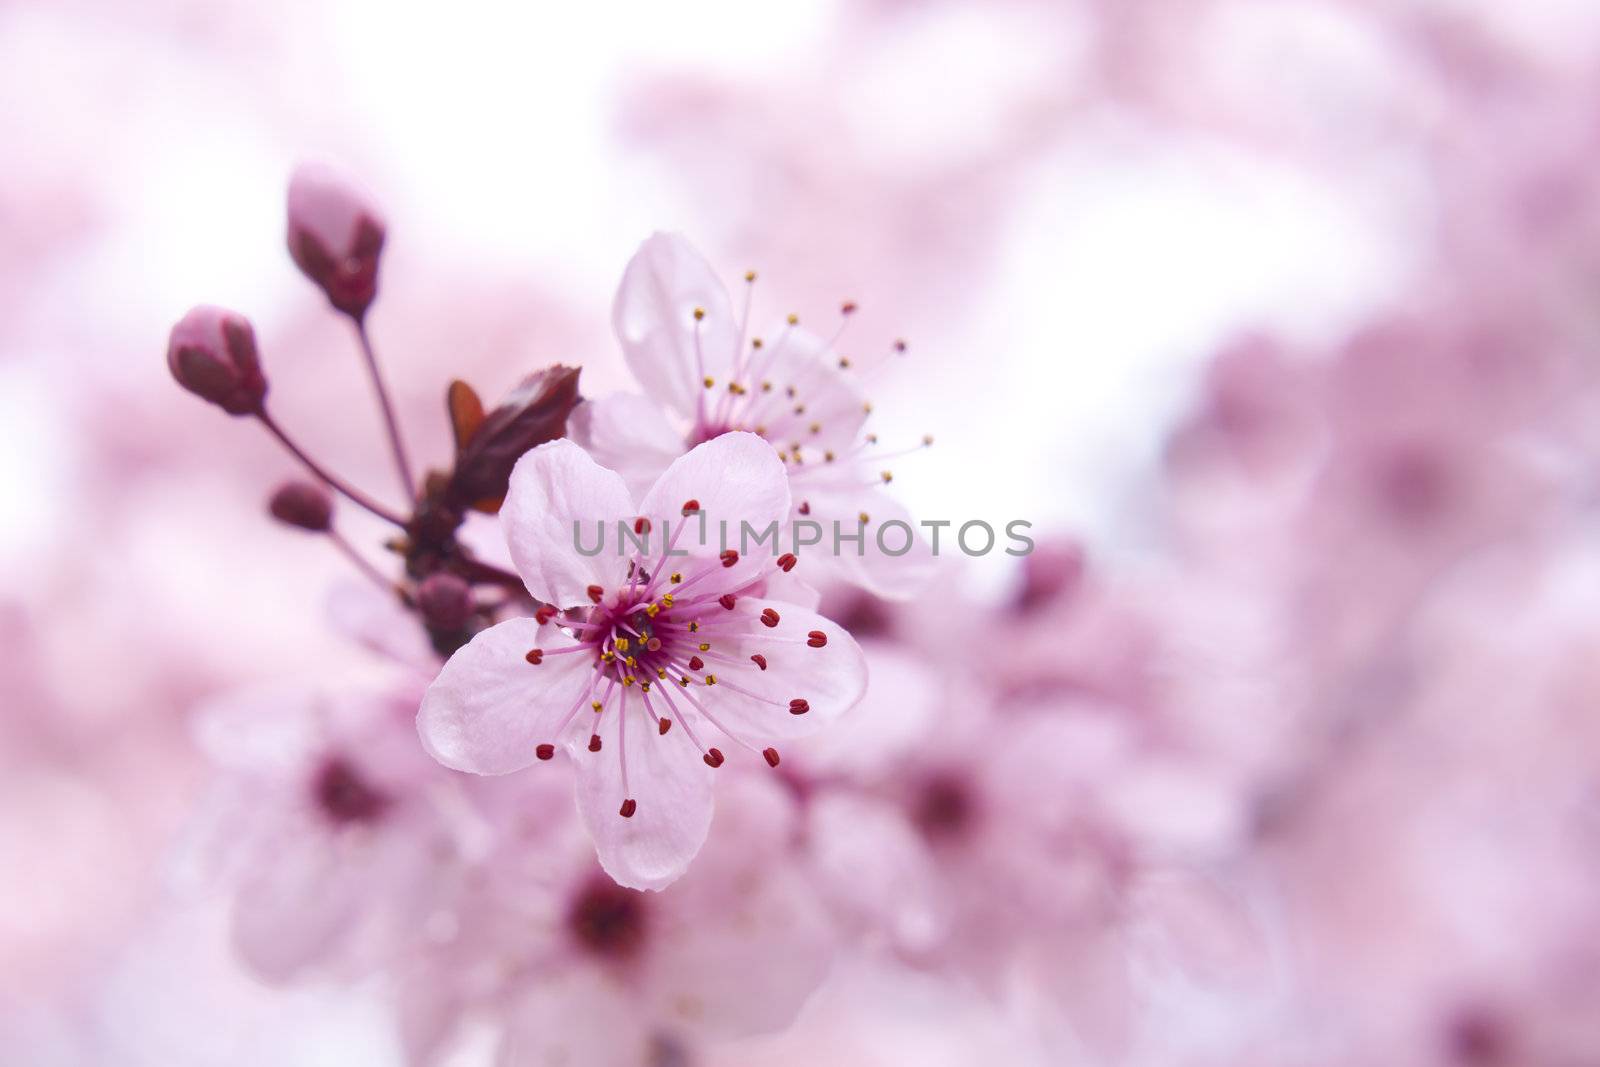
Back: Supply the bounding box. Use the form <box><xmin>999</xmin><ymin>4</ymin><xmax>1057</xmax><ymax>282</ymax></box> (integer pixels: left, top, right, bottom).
<box><xmin>7</xmin><ymin>0</ymin><xmax>1600</xmax><ymax>1064</ymax></box>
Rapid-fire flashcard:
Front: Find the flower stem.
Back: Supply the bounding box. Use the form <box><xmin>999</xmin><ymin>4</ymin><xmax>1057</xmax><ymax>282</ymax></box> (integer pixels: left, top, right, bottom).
<box><xmin>354</xmin><ymin>320</ymin><xmax>416</xmax><ymax>503</ymax></box>
<box><xmin>256</xmin><ymin>410</ymin><xmax>407</xmax><ymax>526</ymax></box>
<box><xmin>328</xmin><ymin>527</ymin><xmax>400</xmax><ymax>597</ymax></box>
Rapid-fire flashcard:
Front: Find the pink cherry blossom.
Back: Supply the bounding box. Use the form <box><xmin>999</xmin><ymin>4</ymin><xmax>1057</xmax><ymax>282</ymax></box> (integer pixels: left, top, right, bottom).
<box><xmin>418</xmin><ymin>431</ymin><xmax>867</xmax><ymax>889</ymax></box>
<box><xmin>182</xmin><ymin>681</ymin><xmax>458</xmax><ymax>983</ymax></box>
<box><xmin>572</xmin><ymin>232</ymin><xmax>934</xmax><ymax>599</ymax></box>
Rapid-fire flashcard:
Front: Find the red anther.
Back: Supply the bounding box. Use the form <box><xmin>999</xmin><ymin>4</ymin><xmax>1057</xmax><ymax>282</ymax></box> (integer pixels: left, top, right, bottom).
<box><xmin>536</xmin><ymin>743</ymin><xmax>555</xmax><ymax>760</ymax></box>
<box><xmin>720</xmin><ymin>549</ymin><xmax>740</xmax><ymax>568</ymax></box>
<box><xmin>761</xmin><ymin>608</ymin><xmax>781</xmax><ymax>628</ymax></box>
<box><xmin>681</xmin><ymin>499</ymin><xmax>700</xmax><ymax>515</ymax></box>
<box><xmin>687</xmin><ymin>655</ymin><xmax>704</xmax><ymax>671</ymax></box>
<box><xmin>894</xmin><ymin>339</ymin><xmax>908</xmax><ymax>353</ymax></box>
<box><xmin>719</xmin><ymin>594</ymin><xmax>738</xmax><ymax>611</ymax></box>
<box><xmin>535</xmin><ymin>604</ymin><xmax>558</xmax><ymax>625</ymax></box>
<box><xmin>658</xmin><ymin>717</ymin><xmax>672</xmax><ymax>735</ymax></box>
<box><xmin>634</xmin><ymin>516</ymin><xmax>651</xmax><ymax>535</ymax></box>
<box><xmin>619</xmin><ymin>798</ymin><xmax>637</xmax><ymax>818</ymax></box>
<box><xmin>588</xmin><ymin>734</ymin><xmax>603</xmax><ymax>752</ymax></box>
<box><xmin>841</xmin><ymin>300</ymin><xmax>857</xmax><ymax>315</ymax></box>
<box><xmin>525</xmin><ymin>648</ymin><xmax>544</xmax><ymax>665</ymax></box>
<box><xmin>807</xmin><ymin>630</ymin><xmax>828</xmax><ymax>648</ymax></box>
<box><xmin>587</xmin><ymin>584</ymin><xmax>604</xmax><ymax>604</ymax></box>
<box><xmin>750</xmin><ymin>653</ymin><xmax>768</xmax><ymax>671</ymax></box>
<box><xmin>776</xmin><ymin>553</ymin><xmax>797</xmax><ymax>572</ymax></box>
<box><xmin>646</xmin><ymin>637</ymin><xmax>662</xmax><ymax>652</ymax></box>
<box><xmin>763</xmin><ymin>747</ymin><xmax>781</xmax><ymax>768</ymax></box>
<box><xmin>789</xmin><ymin>698</ymin><xmax>810</xmax><ymax>715</ymax></box>
<box><xmin>703</xmin><ymin>748</ymin><xmax>725</xmax><ymax>768</ymax></box>
<box><xmin>798</xmin><ymin>500</ymin><xmax>811</xmax><ymax>516</ymax></box>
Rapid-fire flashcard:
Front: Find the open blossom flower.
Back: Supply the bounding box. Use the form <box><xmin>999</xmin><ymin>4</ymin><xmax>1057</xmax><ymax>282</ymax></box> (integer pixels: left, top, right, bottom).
<box><xmin>572</xmin><ymin>232</ymin><xmax>933</xmax><ymax>598</ymax></box>
<box><xmin>418</xmin><ymin>432</ymin><xmax>867</xmax><ymax>889</ymax></box>
<box><xmin>181</xmin><ymin>682</ymin><xmax>456</xmax><ymax>983</ymax></box>
<box><xmin>397</xmin><ymin>773</ymin><xmax>834</xmax><ymax>1067</ymax></box>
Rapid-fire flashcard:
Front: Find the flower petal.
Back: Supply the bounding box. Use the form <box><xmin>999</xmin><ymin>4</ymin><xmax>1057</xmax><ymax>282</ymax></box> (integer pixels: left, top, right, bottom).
<box><xmin>612</xmin><ymin>232</ymin><xmax>737</xmax><ymax>423</ymax></box>
<box><xmin>793</xmin><ymin>486</ymin><xmax>936</xmax><ymax>600</ymax></box>
<box><xmin>698</xmin><ymin>598</ymin><xmax>867</xmax><ymax>744</ymax></box>
<box><xmin>571</xmin><ymin>686</ymin><xmax>715</xmax><ymax>891</ymax></box>
<box><xmin>754</xmin><ymin>325</ymin><xmax>870</xmax><ymax>451</ymax></box>
<box><xmin>418</xmin><ymin>617</ymin><xmax>599</xmax><ymax>775</ymax></box>
<box><xmin>638</xmin><ymin>431</ymin><xmax>790</xmax><ymax>590</ymax></box>
<box><xmin>566</xmin><ymin>392</ymin><xmax>684</xmax><ymax>501</ymax></box>
<box><xmin>646</xmin><ymin>776</ymin><xmax>834</xmax><ymax>1038</ymax></box>
<box><xmin>502</xmin><ymin>439</ymin><xmax>633</xmax><ymax>608</ymax></box>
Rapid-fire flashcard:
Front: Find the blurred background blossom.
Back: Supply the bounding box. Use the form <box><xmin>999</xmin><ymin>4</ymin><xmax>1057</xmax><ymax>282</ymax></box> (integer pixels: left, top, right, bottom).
<box><xmin>7</xmin><ymin>0</ymin><xmax>1600</xmax><ymax>1063</ymax></box>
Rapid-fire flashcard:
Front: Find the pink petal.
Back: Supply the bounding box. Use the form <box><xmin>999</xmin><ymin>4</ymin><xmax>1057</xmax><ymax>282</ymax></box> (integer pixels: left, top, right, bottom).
<box><xmin>497</xmin><ymin>970</ymin><xmax>649</xmax><ymax>1067</ymax></box>
<box><xmin>758</xmin><ymin>325</ymin><xmax>870</xmax><ymax>451</ymax></box>
<box><xmin>646</xmin><ymin>776</ymin><xmax>834</xmax><ymax>1038</ymax></box>
<box><xmin>703</xmin><ymin>597</ymin><xmax>867</xmax><ymax>744</ymax></box>
<box><xmin>797</xmin><ymin>486</ymin><xmax>936</xmax><ymax>600</ymax></box>
<box><xmin>570</xmin><ymin>691</ymin><xmax>715</xmax><ymax>891</ymax></box>
<box><xmin>230</xmin><ymin>830</ymin><xmax>366</xmax><ymax>982</ymax></box>
<box><xmin>418</xmin><ymin>617</ymin><xmax>598</xmax><ymax>775</ymax></box>
<box><xmin>502</xmin><ymin>439</ymin><xmax>633</xmax><ymax>608</ymax></box>
<box><xmin>566</xmin><ymin>392</ymin><xmax>683</xmax><ymax>501</ymax></box>
<box><xmin>638</xmin><ymin>431</ymin><xmax>790</xmax><ymax>589</ymax></box>
<box><xmin>612</xmin><ymin>232</ymin><xmax>739</xmax><ymax>422</ymax></box>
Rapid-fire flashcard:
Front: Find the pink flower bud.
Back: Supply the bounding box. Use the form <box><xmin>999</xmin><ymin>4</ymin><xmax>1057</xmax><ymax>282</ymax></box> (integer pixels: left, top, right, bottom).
<box><xmin>268</xmin><ymin>481</ymin><xmax>333</xmax><ymax>532</ymax></box>
<box><xmin>166</xmin><ymin>305</ymin><xmax>267</xmax><ymax>415</ymax></box>
<box><xmin>286</xmin><ymin>162</ymin><xmax>387</xmax><ymax>319</ymax></box>
<box><xmin>417</xmin><ymin>573</ymin><xmax>473</xmax><ymax>632</ymax></box>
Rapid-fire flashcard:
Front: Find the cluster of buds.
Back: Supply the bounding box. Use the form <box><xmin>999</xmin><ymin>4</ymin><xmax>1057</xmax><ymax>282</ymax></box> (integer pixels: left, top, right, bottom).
<box><xmin>167</xmin><ymin>163</ymin><xmax>581</xmax><ymax>655</ymax></box>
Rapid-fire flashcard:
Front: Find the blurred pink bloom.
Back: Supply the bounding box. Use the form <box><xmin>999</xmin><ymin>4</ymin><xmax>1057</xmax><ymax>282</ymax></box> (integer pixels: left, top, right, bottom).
<box><xmin>419</xmin><ymin>433</ymin><xmax>866</xmax><ymax>889</ymax></box>
<box><xmin>398</xmin><ymin>774</ymin><xmax>833</xmax><ymax>1067</ymax></box>
<box><xmin>573</xmin><ymin>233</ymin><xmax>933</xmax><ymax>599</ymax></box>
<box><xmin>183</xmin><ymin>682</ymin><xmax>457</xmax><ymax>983</ymax></box>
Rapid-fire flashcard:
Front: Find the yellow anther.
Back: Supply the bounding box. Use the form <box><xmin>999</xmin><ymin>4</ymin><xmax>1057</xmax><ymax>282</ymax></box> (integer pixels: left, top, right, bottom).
<box><xmin>670</xmin><ymin>572</ymin><xmax>682</xmax><ymax>584</ymax></box>
<box><xmin>678</xmin><ymin>676</ymin><xmax>690</xmax><ymax>687</ymax></box>
<box><xmin>615</xmin><ymin>637</ymin><xmax>630</xmax><ymax>652</ymax></box>
<box><xmin>688</xmin><ymin>621</ymin><xmax>700</xmax><ymax>633</ymax></box>
<box><xmin>793</xmin><ymin>404</ymin><xmax>806</xmax><ymax>415</ymax></box>
<box><xmin>623</xmin><ymin>675</ymin><xmax>635</xmax><ymax>687</ymax></box>
<box><xmin>698</xmin><ymin>642</ymin><xmax>710</xmax><ymax>652</ymax></box>
<box><xmin>858</xmin><ymin>512</ymin><xmax>870</xmax><ymax>524</ymax></box>
<box><xmin>744</xmin><ymin>270</ymin><xmax>757</xmax><ymax>282</ymax></box>
<box><xmin>838</xmin><ymin>357</ymin><xmax>851</xmax><ymax>369</ymax></box>
<box><xmin>761</xmin><ymin>381</ymin><xmax>772</xmax><ymax>392</ymax></box>
<box><xmin>601</xmin><ymin>651</ymin><xmax>616</xmax><ymax>663</ymax></box>
<box><xmin>866</xmin><ymin>433</ymin><xmax>879</xmax><ymax>444</ymax></box>
<box><xmin>824</xmin><ymin>450</ymin><xmax>836</xmax><ymax>462</ymax></box>
<box><xmin>645</xmin><ymin>603</ymin><xmax>660</xmax><ymax>617</ymax></box>
<box><xmin>625</xmin><ymin>656</ymin><xmax>636</xmax><ymax>667</ymax></box>
<box><xmin>592</xmin><ymin>700</ymin><xmax>603</xmax><ymax>713</ymax></box>
<box><xmin>752</xmin><ymin>338</ymin><xmax>764</xmax><ymax>350</ymax></box>
<box><xmin>863</xmin><ymin>402</ymin><xmax>874</xmax><ymax>415</ymax></box>
<box><xmin>922</xmin><ymin>434</ymin><xmax>934</xmax><ymax>446</ymax></box>
<box><xmin>640</xmin><ymin>680</ymin><xmax>652</xmax><ymax>692</ymax></box>
<box><xmin>660</xmin><ymin>594</ymin><xmax>675</xmax><ymax>607</ymax></box>
<box><xmin>656</xmin><ymin>667</ymin><xmax>668</xmax><ymax>679</ymax></box>
<box><xmin>703</xmin><ymin>377</ymin><xmax>715</xmax><ymax>389</ymax></box>
<box><xmin>881</xmin><ymin>470</ymin><xmax>893</xmax><ymax>483</ymax></box>
<box><xmin>786</xmin><ymin>313</ymin><xmax>799</xmax><ymax>325</ymax></box>
<box><xmin>693</xmin><ymin>307</ymin><xmax>706</xmax><ymax>321</ymax></box>
<box><xmin>704</xmin><ymin>674</ymin><xmax>718</xmax><ymax>685</ymax></box>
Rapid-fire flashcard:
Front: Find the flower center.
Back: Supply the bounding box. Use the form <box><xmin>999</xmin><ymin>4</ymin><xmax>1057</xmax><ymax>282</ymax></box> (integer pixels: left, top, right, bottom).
<box><xmin>567</xmin><ymin>875</ymin><xmax>649</xmax><ymax>961</ymax></box>
<box><xmin>912</xmin><ymin>772</ymin><xmax>978</xmax><ymax>843</ymax></box>
<box><xmin>312</xmin><ymin>756</ymin><xmax>390</xmax><ymax>825</ymax></box>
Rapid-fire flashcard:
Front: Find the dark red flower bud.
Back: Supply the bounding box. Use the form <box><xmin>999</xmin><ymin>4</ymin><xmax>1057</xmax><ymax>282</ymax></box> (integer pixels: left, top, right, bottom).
<box><xmin>445</xmin><ymin>365</ymin><xmax>582</xmax><ymax>512</ymax></box>
<box><xmin>267</xmin><ymin>480</ymin><xmax>333</xmax><ymax>532</ymax></box>
<box><xmin>286</xmin><ymin>162</ymin><xmax>387</xmax><ymax>319</ymax></box>
<box><xmin>417</xmin><ymin>573</ymin><xmax>473</xmax><ymax>632</ymax></box>
<box><xmin>166</xmin><ymin>306</ymin><xmax>267</xmax><ymax>415</ymax></box>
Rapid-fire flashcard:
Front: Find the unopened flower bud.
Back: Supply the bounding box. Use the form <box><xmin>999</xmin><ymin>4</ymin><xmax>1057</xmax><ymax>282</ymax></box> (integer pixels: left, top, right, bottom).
<box><xmin>417</xmin><ymin>573</ymin><xmax>473</xmax><ymax>632</ymax></box>
<box><xmin>286</xmin><ymin>162</ymin><xmax>386</xmax><ymax>319</ymax></box>
<box><xmin>268</xmin><ymin>480</ymin><xmax>333</xmax><ymax>532</ymax></box>
<box><xmin>166</xmin><ymin>306</ymin><xmax>267</xmax><ymax>415</ymax></box>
